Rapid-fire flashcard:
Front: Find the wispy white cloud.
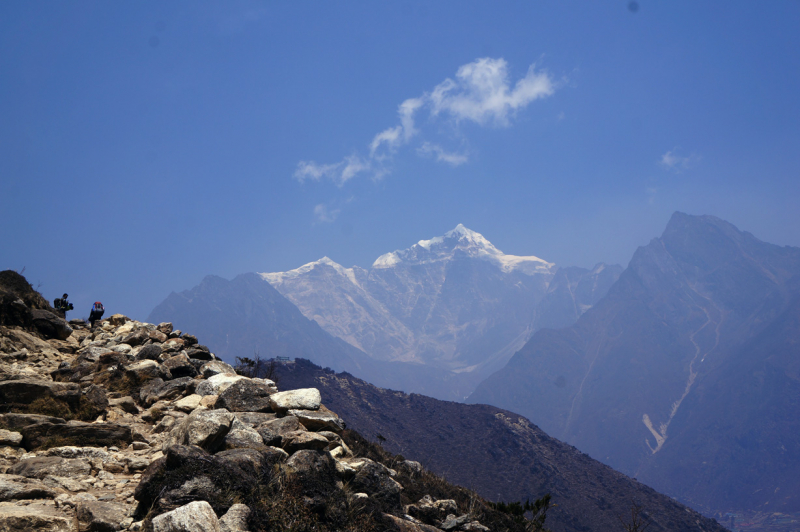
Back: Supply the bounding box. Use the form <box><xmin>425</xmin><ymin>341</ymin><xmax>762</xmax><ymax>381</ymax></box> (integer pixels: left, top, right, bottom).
<box><xmin>417</xmin><ymin>142</ymin><xmax>468</xmax><ymax>166</ymax></box>
<box><xmin>313</xmin><ymin>203</ymin><xmax>340</xmax><ymax>223</ymax></box>
<box><xmin>296</xmin><ymin>57</ymin><xmax>558</xmax><ymax>219</ymax></box>
<box><xmin>340</xmin><ymin>155</ymin><xmax>371</xmax><ymax>184</ymax></box>
<box><xmin>294</xmin><ymin>161</ymin><xmax>341</xmax><ymax>183</ymax></box>
<box><xmin>294</xmin><ymin>156</ymin><xmax>371</xmax><ymax>187</ymax></box>
<box><xmin>659</xmin><ymin>148</ymin><xmax>698</xmax><ymax>172</ymax></box>
<box><xmin>429</xmin><ymin>58</ymin><xmax>555</xmax><ymax>126</ymax></box>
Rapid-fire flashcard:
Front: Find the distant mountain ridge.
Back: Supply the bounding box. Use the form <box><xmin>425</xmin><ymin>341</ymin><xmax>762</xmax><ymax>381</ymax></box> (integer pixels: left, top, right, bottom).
<box><xmin>276</xmin><ymin>358</ymin><xmax>727</xmax><ymax>532</ymax></box>
<box><xmin>260</xmin><ymin>224</ymin><xmax>621</xmax><ymax>400</ymax></box>
<box><xmin>469</xmin><ymin>212</ymin><xmax>800</xmax><ymax>518</ymax></box>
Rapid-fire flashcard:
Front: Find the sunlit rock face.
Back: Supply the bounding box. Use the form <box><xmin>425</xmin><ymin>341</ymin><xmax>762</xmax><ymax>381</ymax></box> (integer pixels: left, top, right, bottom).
<box><xmin>260</xmin><ymin>225</ymin><xmax>620</xmax><ymax>400</ymax></box>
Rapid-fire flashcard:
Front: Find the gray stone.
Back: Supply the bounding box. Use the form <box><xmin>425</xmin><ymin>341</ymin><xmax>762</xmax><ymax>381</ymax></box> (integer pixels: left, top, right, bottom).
<box><xmin>219</xmin><ymin>503</ymin><xmax>250</xmax><ymax>532</ymax></box>
<box><xmin>152</xmin><ymin>500</ymin><xmax>220</xmax><ymax>532</ymax></box>
<box><xmin>20</xmin><ymin>421</ymin><xmax>132</xmax><ymax>451</ymax></box>
<box><xmin>149</xmin><ymin>330</ymin><xmax>169</xmax><ymax>343</ymax></box>
<box><xmin>284</xmin><ymin>450</ymin><xmax>339</xmax><ymax>511</ymax></box>
<box><xmin>0</xmin><ymin>413</ymin><xmax>66</xmax><ymax>430</ymax></box>
<box><xmin>76</xmin><ymin>500</ymin><xmax>128</xmax><ymax>531</ymax></box>
<box><xmin>121</xmin><ymin>329</ymin><xmax>149</xmax><ymax>347</ymax></box>
<box><xmin>41</xmin><ymin>446</ymin><xmax>111</xmax><ymax>461</ymax></box>
<box><xmin>383</xmin><ymin>513</ymin><xmax>442</xmax><ymax>532</ymax></box>
<box><xmin>216</xmin><ymin>446</ymin><xmax>288</xmax><ymax>473</ymax></box>
<box><xmin>0</xmin><ymin>429</ymin><xmax>22</xmax><ymax>447</ymax></box>
<box><xmin>216</xmin><ymin>378</ymin><xmax>275</xmax><ymax>413</ymax></box>
<box><xmin>165</xmin><ymin>409</ymin><xmax>234</xmax><ymax>452</ymax></box>
<box><xmin>0</xmin><ymin>379</ymin><xmax>80</xmax><ymax>408</ymax></box>
<box><xmin>233</xmin><ymin>412</ymin><xmax>276</xmax><ymax>427</ymax></box>
<box><xmin>108</xmin><ymin>396</ymin><xmax>138</xmax><ymax>414</ymax></box>
<box><xmin>136</xmin><ymin>344</ymin><xmax>163</xmax><ymax>361</ymax></box>
<box><xmin>9</xmin><ymin>456</ymin><xmax>91</xmax><ymax>479</ymax></box>
<box><xmin>31</xmin><ymin>309</ymin><xmax>73</xmax><ymax>340</ymax></box>
<box><xmin>281</xmin><ymin>431</ymin><xmax>330</xmax><ymax>454</ymax></box>
<box><xmin>126</xmin><ymin>360</ymin><xmax>169</xmax><ymax>384</ymax></box>
<box><xmin>195</xmin><ymin>373</ymin><xmax>247</xmax><ymax>396</ymax></box>
<box><xmin>162</xmin><ymin>353</ymin><xmax>198</xmax><ymax>379</ymax></box>
<box><xmin>350</xmin><ymin>458</ymin><xmax>403</xmax><ymax>514</ymax></box>
<box><xmin>43</xmin><ymin>474</ymin><xmax>90</xmax><ymax>492</ymax></box>
<box><xmin>199</xmin><ymin>360</ymin><xmax>236</xmax><ymax>378</ymax></box>
<box><xmin>222</xmin><ymin>418</ymin><xmax>264</xmax><ymax>450</ymax></box>
<box><xmin>288</xmin><ymin>408</ymin><xmax>344</xmax><ymax>432</ymax></box>
<box><xmin>255</xmin><ymin>415</ymin><xmax>304</xmax><ymax>447</ymax></box>
<box><xmin>140</xmin><ymin>377</ymin><xmax>195</xmax><ymax>406</ymax></box>
<box><xmin>173</xmin><ymin>394</ymin><xmax>203</xmax><ymax>413</ymax></box>
<box><xmin>440</xmin><ymin>514</ymin><xmax>472</xmax><ymax>531</ymax></box>
<box><xmin>0</xmin><ymin>501</ymin><xmax>77</xmax><ymax>531</ymax></box>
<box><xmin>0</xmin><ymin>473</ymin><xmax>58</xmax><ymax>501</ymax></box>
<box><xmin>268</xmin><ymin>388</ymin><xmax>321</xmax><ymax>412</ymax></box>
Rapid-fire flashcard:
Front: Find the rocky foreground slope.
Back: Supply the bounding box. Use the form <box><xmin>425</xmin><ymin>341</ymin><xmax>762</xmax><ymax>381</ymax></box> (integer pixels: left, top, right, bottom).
<box><xmin>0</xmin><ymin>270</ymin><xmax>542</xmax><ymax>532</ymax></box>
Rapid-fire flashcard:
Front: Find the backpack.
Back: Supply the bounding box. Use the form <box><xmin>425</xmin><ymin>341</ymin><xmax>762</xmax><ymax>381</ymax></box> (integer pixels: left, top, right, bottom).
<box><xmin>93</xmin><ymin>302</ymin><xmax>104</xmax><ymax>313</ymax></box>
<box><xmin>53</xmin><ymin>298</ymin><xmax>62</xmax><ymax>309</ymax></box>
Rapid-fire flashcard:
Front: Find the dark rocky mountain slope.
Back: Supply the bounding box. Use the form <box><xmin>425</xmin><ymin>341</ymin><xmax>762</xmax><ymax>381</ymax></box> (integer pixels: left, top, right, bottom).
<box><xmin>276</xmin><ymin>358</ymin><xmax>726</xmax><ymax>532</ymax></box>
<box><xmin>469</xmin><ymin>213</ymin><xmax>800</xmax><ymax>518</ymax></box>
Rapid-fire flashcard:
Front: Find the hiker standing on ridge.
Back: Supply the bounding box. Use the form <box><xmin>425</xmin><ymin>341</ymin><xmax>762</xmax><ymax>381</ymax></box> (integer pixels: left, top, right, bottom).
<box><xmin>89</xmin><ymin>301</ymin><xmax>105</xmax><ymax>328</ymax></box>
<box><xmin>53</xmin><ymin>293</ymin><xmax>73</xmax><ymax>318</ymax></box>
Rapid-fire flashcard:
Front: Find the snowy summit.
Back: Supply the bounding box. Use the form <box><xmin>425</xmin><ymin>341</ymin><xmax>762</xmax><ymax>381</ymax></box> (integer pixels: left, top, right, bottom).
<box><xmin>372</xmin><ymin>224</ymin><xmax>554</xmax><ymax>275</ymax></box>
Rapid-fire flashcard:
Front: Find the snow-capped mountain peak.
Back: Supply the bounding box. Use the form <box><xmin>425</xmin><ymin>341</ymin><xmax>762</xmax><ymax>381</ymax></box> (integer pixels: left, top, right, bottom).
<box><xmin>259</xmin><ymin>256</ymin><xmax>361</xmax><ymax>287</ymax></box>
<box><xmin>373</xmin><ymin>224</ymin><xmax>554</xmax><ymax>275</ymax></box>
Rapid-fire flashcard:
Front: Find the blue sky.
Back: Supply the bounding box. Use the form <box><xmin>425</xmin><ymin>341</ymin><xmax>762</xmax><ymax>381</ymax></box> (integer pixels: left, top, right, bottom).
<box><xmin>2</xmin><ymin>1</ymin><xmax>799</xmax><ymax>320</ymax></box>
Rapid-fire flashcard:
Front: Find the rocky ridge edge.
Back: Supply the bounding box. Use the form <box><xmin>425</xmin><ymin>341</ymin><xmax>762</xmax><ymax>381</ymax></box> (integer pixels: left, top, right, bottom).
<box><xmin>0</xmin><ymin>273</ymin><xmax>523</xmax><ymax>532</ymax></box>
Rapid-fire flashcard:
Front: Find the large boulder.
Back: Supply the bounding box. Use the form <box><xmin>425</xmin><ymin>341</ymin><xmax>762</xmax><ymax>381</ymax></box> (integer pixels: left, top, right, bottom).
<box><xmin>219</xmin><ymin>503</ymin><xmax>250</xmax><ymax>532</ymax></box>
<box><xmin>9</xmin><ymin>456</ymin><xmax>91</xmax><ymax>479</ymax></box>
<box><xmin>136</xmin><ymin>344</ymin><xmax>163</xmax><ymax>361</ymax></box>
<box><xmin>407</xmin><ymin>495</ymin><xmax>458</xmax><ymax>526</ymax></box>
<box><xmin>384</xmin><ymin>513</ymin><xmax>442</xmax><ymax>532</ymax></box>
<box><xmin>350</xmin><ymin>458</ymin><xmax>403</xmax><ymax>515</ymax></box>
<box><xmin>0</xmin><ymin>379</ymin><xmax>80</xmax><ymax>408</ymax></box>
<box><xmin>126</xmin><ymin>360</ymin><xmax>169</xmax><ymax>384</ymax></box>
<box><xmin>30</xmin><ymin>309</ymin><xmax>73</xmax><ymax>340</ymax></box>
<box><xmin>280</xmin><ymin>431</ymin><xmax>330</xmax><ymax>454</ymax></box>
<box><xmin>0</xmin><ymin>501</ymin><xmax>77</xmax><ymax>531</ymax></box>
<box><xmin>162</xmin><ymin>353</ymin><xmax>198</xmax><ymax>379</ymax></box>
<box><xmin>0</xmin><ymin>473</ymin><xmax>58</xmax><ymax>501</ymax></box>
<box><xmin>216</xmin><ymin>378</ymin><xmax>275</xmax><ymax>413</ymax></box>
<box><xmin>152</xmin><ymin>501</ymin><xmax>220</xmax><ymax>532</ymax></box>
<box><xmin>199</xmin><ymin>361</ymin><xmax>236</xmax><ymax>379</ymax></box>
<box><xmin>165</xmin><ymin>409</ymin><xmax>234</xmax><ymax>452</ymax></box>
<box><xmin>216</xmin><ymin>447</ymin><xmax>287</xmax><ymax>475</ymax></box>
<box><xmin>195</xmin><ymin>373</ymin><xmax>247</xmax><ymax>396</ymax></box>
<box><xmin>0</xmin><ymin>429</ymin><xmax>23</xmax><ymax>447</ymax></box>
<box><xmin>255</xmin><ymin>415</ymin><xmax>304</xmax><ymax>447</ymax></box>
<box><xmin>221</xmin><ymin>418</ymin><xmax>264</xmax><ymax>450</ymax></box>
<box><xmin>140</xmin><ymin>377</ymin><xmax>196</xmax><ymax>406</ymax></box>
<box><xmin>0</xmin><ymin>413</ymin><xmax>66</xmax><ymax>430</ymax></box>
<box><xmin>76</xmin><ymin>501</ymin><xmax>128</xmax><ymax>532</ymax></box>
<box><xmin>20</xmin><ymin>421</ymin><xmax>132</xmax><ymax>451</ymax></box>
<box><xmin>284</xmin><ymin>449</ymin><xmax>340</xmax><ymax>510</ymax></box>
<box><xmin>121</xmin><ymin>328</ymin><xmax>149</xmax><ymax>347</ymax></box>
<box><xmin>288</xmin><ymin>408</ymin><xmax>344</xmax><ymax>433</ymax></box>
<box><xmin>268</xmin><ymin>388</ymin><xmax>321</xmax><ymax>413</ymax></box>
